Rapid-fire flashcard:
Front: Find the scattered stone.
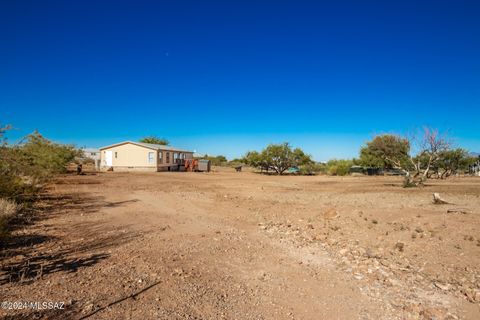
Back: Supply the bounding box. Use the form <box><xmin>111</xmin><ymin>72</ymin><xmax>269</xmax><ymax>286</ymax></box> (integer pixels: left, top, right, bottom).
<box><xmin>82</xmin><ymin>302</ymin><xmax>95</xmax><ymax>314</ymax></box>
<box><xmin>365</xmin><ymin>248</ymin><xmax>382</xmax><ymax>259</ymax></box>
<box><xmin>415</xmin><ymin>226</ymin><xmax>423</xmax><ymax>233</ymax></box>
<box><xmin>464</xmin><ymin>288</ymin><xmax>480</xmax><ymax>302</ymax></box>
<box><xmin>421</xmin><ymin>306</ymin><xmax>448</xmax><ymax>320</ymax></box>
<box><xmin>386</xmin><ymin>278</ymin><xmax>400</xmax><ymax>287</ymax></box>
<box><xmin>257</xmin><ymin>271</ymin><xmax>267</xmax><ymax>280</ymax></box>
<box><xmin>353</xmin><ymin>274</ymin><xmax>364</xmax><ymax>280</ymax></box>
<box><xmin>394</xmin><ymin>242</ymin><xmax>404</xmax><ymax>252</ymax></box>
<box><xmin>171</xmin><ymin>268</ymin><xmax>184</xmax><ymax>276</ymax></box>
<box><xmin>434</xmin><ymin>282</ymin><xmax>451</xmax><ymax>291</ymax></box>
<box><xmin>323</xmin><ymin>208</ymin><xmax>338</xmax><ymax>221</ymax></box>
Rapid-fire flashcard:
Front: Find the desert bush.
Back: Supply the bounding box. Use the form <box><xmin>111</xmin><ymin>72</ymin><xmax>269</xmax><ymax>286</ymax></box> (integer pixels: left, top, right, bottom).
<box><xmin>18</xmin><ymin>131</ymin><xmax>80</xmax><ymax>180</ymax></box>
<box><xmin>81</xmin><ymin>157</ymin><xmax>96</xmax><ymax>165</ymax></box>
<box><xmin>299</xmin><ymin>162</ymin><xmax>326</xmax><ymax>175</ymax></box>
<box><xmin>205</xmin><ymin>155</ymin><xmax>228</xmax><ymax>166</ymax></box>
<box><xmin>433</xmin><ymin>148</ymin><xmax>472</xmax><ymax>178</ymax></box>
<box><xmin>0</xmin><ymin>198</ymin><xmax>19</xmax><ymax>237</ymax></box>
<box><xmin>0</xmin><ymin>128</ymin><xmax>80</xmax><ymax>199</ymax></box>
<box><xmin>227</xmin><ymin>159</ymin><xmax>245</xmax><ymax>168</ymax></box>
<box><xmin>326</xmin><ymin>159</ymin><xmax>353</xmax><ymax>176</ymax></box>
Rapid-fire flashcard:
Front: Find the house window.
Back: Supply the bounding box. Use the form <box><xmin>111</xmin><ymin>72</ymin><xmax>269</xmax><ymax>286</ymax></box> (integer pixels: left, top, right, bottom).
<box><xmin>158</xmin><ymin>151</ymin><xmax>163</xmax><ymax>164</ymax></box>
<box><xmin>166</xmin><ymin>152</ymin><xmax>170</xmax><ymax>163</ymax></box>
<box><xmin>173</xmin><ymin>153</ymin><xmax>178</xmax><ymax>162</ymax></box>
<box><xmin>90</xmin><ymin>152</ymin><xmax>96</xmax><ymax>156</ymax></box>
<box><xmin>148</xmin><ymin>152</ymin><xmax>154</xmax><ymax>164</ymax></box>
<box><xmin>115</xmin><ymin>152</ymin><xmax>118</xmax><ymax>158</ymax></box>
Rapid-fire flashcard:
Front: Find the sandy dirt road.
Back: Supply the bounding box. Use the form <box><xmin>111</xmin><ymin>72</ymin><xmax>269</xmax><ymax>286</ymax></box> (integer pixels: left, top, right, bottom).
<box><xmin>1</xmin><ymin>170</ymin><xmax>479</xmax><ymax>319</ymax></box>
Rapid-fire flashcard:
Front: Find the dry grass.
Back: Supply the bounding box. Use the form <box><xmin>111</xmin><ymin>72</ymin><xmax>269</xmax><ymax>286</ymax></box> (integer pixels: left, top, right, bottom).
<box><xmin>0</xmin><ymin>198</ymin><xmax>19</xmax><ymax>236</ymax></box>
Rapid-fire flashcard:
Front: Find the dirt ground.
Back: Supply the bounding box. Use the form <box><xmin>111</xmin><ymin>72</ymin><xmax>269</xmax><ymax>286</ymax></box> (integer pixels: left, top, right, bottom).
<box><xmin>1</xmin><ymin>169</ymin><xmax>479</xmax><ymax>319</ymax></box>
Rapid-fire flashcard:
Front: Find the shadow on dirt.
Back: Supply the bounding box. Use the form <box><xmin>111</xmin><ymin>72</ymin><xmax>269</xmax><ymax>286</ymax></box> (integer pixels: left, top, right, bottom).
<box><xmin>2</xmin><ymin>307</ymin><xmax>80</xmax><ymax>320</ymax></box>
<box><xmin>0</xmin><ymin>189</ymin><xmax>140</xmax><ymax>286</ymax></box>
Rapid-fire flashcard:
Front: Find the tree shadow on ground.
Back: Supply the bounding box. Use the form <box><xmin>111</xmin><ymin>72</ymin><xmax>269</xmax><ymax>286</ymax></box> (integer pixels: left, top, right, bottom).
<box><xmin>0</xmin><ymin>190</ymin><xmax>140</xmax><ymax>286</ymax></box>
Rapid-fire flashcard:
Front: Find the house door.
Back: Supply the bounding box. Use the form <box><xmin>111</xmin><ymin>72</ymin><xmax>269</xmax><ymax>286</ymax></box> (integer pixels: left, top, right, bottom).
<box><xmin>105</xmin><ymin>151</ymin><xmax>113</xmax><ymax>166</ymax></box>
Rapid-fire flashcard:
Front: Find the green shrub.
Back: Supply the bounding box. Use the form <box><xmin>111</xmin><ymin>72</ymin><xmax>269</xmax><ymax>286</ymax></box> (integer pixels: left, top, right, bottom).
<box><xmin>299</xmin><ymin>162</ymin><xmax>326</xmax><ymax>175</ymax></box>
<box><xmin>0</xmin><ymin>128</ymin><xmax>80</xmax><ymax>200</ymax></box>
<box><xmin>326</xmin><ymin>159</ymin><xmax>354</xmax><ymax>176</ymax></box>
<box><xmin>205</xmin><ymin>155</ymin><xmax>228</xmax><ymax>166</ymax></box>
<box><xmin>227</xmin><ymin>160</ymin><xmax>245</xmax><ymax>168</ymax></box>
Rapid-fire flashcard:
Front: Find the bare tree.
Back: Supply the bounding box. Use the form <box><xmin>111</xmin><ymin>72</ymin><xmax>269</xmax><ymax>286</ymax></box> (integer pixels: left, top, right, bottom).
<box><xmin>411</xmin><ymin>127</ymin><xmax>450</xmax><ymax>182</ymax></box>
<box><xmin>360</xmin><ymin>127</ymin><xmax>452</xmax><ymax>187</ymax></box>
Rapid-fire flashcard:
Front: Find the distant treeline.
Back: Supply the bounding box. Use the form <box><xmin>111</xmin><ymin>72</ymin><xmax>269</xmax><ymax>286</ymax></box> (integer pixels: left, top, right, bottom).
<box><xmin>235</xmin><ymin>127</ymin><xmax>478</xmax><ymax>186</ymax></box>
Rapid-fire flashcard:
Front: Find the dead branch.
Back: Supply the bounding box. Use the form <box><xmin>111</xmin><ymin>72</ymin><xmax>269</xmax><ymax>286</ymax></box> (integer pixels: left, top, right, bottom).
<box><xmin>79</xmin><ymin>280</ymin><xmax>162</xmax><ymax>319</ymax></box>
<box><xmin>433</xmin><ymin>193</ymin><xmax>450</xmax><ymax>205</ymax></box>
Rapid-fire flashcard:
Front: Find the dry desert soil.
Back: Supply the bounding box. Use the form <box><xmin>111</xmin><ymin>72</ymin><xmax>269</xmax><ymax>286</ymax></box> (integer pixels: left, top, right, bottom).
<box><xmin>1</xmin><ymin>169</ymin><xmax>479</xmax><ymax>319</ymax></box>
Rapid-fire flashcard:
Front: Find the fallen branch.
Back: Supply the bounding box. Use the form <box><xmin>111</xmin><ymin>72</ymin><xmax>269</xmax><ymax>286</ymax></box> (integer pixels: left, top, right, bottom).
<box><xmin>433</xmin><ymin>193</ymin><xmax>450</xmax><ymax>205</ymax></box>
<box><xmin>447</xmin><ymin>208</ymin><xmax>469</xmax><ymax>214</ymax></box>
<box><xmin>79</xmin><ymin>280</ymin><xmax>162</xmax><ymax>319</ymax></box>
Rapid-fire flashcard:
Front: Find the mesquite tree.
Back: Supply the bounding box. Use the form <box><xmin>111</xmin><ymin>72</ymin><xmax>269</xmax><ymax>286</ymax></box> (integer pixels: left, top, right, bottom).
<box><xmin>410</xmin><ymin>127</ymin><xmax>450</xmax><ymax>179</ymax></box>
<box><xmin>243</xmin><ymin>143</ymin><xmax>313</xmax><ymax>175</ymax></box>
<box><xmin>359</xmin><ymin>127</ymin><xmax>454</xmax><ymax>186</ymax></box>
<box><xmin>139</xmin><ymin>136</ymin><xmax>169</xmax><ymax>145</ymax></box>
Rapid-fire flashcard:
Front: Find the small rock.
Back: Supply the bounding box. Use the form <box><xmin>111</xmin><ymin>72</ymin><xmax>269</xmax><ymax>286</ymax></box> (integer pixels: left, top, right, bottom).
<box><xmin>434</xmin><ymin>282</ymin><xmax>451</xmax><ymax>291</ymax></box>
<box><xmin>365</xmin><ymin>248</ymin><xmax>382</xmax><ymax>259</ymax></box>
<box><xmin>354</xmin><ymin>274</ymin><xmax>364</xmax><ymax>280</ymax></box>
<box><xmin>421</xmin><ymin>306</ymin><xmax>448</xmax><ymax>320</ymax></box>
<box><xmin>465</xmin><ymin>288</ymin><xmax>480</xmax><ymax>302</ymax></box>
<box><xmin>172</xmin><ymin>268</ymin><xmax>184</xmax><ymax>276</ymax></box>
<box><xmin>394</xmin><ymin>242</ymin><xmax>405</xmax><ymax>252</ymax></box>
<box><xmin>82</xmin><ymin>303</ymin><xmax>95</xmax><ymax>314</ymax></box>
<box><xmin>386</xmin><ymin>278</ymin><xmax>400</xmax><ymax>287</ymax></box>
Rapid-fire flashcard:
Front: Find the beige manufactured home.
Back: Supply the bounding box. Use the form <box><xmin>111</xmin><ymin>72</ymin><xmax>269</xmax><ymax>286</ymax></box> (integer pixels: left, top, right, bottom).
<box><xmin>99</xmin><ymin>141</ymin><xmax>194</xmax><ymax>172</ymax></box>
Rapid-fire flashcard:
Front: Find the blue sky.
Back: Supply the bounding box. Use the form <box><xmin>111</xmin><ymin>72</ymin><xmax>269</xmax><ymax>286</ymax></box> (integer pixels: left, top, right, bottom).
<box><xmin>1</xmin><ymin>1</ymin><xmax>479</xmax><ymax>161</ymax></box>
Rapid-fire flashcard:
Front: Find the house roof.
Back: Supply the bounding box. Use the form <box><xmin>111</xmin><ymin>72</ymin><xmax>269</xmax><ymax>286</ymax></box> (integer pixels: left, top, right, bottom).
<box><xmin>99</xmin><ymin>141</ymin><xmax>193</xmax><ymax>153</ymax></box>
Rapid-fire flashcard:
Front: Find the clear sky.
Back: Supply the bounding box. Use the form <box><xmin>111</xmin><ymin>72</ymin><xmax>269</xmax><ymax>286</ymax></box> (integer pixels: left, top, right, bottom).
<box><xmin>1</xmin><ymin>1</ymin><xmax>479</xmax><ymax>161</ymax></box>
